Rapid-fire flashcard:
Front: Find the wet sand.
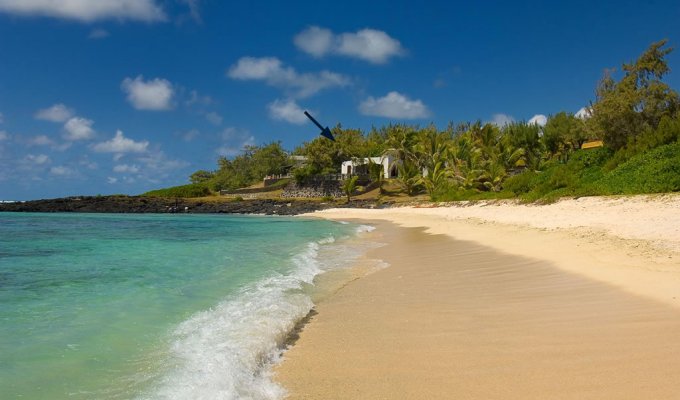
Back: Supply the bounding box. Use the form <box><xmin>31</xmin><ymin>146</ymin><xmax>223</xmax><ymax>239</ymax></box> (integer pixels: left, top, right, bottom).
<box><xmin>276</xmin><ymin>202</ymin><xmax>680</xmax><ymax>399</ymax></box>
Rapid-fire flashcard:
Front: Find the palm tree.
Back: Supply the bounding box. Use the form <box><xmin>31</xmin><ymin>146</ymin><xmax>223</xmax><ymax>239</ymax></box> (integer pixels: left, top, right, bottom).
<box><xmin>342</xmin><ymin>175</ymin><xmax>359</xmax><ymax>202</ymax></box>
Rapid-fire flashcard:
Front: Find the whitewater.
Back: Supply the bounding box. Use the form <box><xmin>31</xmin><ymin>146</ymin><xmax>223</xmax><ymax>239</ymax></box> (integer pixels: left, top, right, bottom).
<box><xmin>0</xmin><ymin>213</ymin><xmax>381</xmax><ymax>399</ymax></box>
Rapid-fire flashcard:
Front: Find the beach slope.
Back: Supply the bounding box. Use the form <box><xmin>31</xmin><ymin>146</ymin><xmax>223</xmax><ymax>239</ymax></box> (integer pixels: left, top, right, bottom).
<box><xmin>276</xmin><ymin>194</ymin><xmax>680</xmax><ymax>399</ymax></box>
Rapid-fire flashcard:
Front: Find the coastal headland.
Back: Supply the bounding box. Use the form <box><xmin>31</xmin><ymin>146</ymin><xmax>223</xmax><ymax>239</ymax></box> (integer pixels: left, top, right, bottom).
<box><xmin>276</xmin><ymin>194</ymin><xmax>680</xmax><ymax>399</ymax></box>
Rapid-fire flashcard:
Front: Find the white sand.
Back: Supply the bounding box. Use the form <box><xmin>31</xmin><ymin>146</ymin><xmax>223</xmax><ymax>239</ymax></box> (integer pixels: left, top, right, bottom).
<box><xmin>306</xmin><ymin>194</ymin><xmax>680</xmax><ymax>309</ymax></box>
<box><xmin>277</xmin><ymin>195</ymin><xmax>680</xmax><ymax>398</ymax></box>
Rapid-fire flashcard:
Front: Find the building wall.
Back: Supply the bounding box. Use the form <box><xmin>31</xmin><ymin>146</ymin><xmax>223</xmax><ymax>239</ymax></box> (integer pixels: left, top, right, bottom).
<box><xmin>341</xmin><ymin>156</ymin><xmax>396</xmax><ymax>178</ymax></box>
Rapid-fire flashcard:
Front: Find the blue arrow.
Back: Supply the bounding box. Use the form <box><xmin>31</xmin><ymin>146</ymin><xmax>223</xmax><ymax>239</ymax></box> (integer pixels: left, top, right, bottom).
<box><xmin>304</xmin><ymin>111</ymin><xmax>335</xmax><ymax>141</ymax></box>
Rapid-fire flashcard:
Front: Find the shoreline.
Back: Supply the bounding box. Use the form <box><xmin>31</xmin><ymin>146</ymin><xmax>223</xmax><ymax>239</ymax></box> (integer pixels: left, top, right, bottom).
<box><xmin>276</xmin><ymin>194</ymin><xmax>680</xmax><ymax>398</ymax></box>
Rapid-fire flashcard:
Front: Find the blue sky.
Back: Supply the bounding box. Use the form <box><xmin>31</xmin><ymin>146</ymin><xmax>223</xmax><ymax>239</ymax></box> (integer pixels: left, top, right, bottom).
<box><xmin>1</xmin><ymin>0</ymin><xmax>679</xmax><ymax>200</ymax></box>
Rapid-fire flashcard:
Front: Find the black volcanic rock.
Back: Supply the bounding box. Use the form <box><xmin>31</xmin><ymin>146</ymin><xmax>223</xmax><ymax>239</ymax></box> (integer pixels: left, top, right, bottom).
<box><xmin>0</xmin><ymin>196</ymin><xmax>339</xmax><ymax>215</ymax></box>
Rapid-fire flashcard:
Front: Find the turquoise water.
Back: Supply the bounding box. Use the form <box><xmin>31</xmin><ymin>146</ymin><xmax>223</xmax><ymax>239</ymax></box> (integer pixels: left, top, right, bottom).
<box><xmin>0</xmin><ymin>213</ymin><xmax>376</xmax><ymax>399</ymax></box>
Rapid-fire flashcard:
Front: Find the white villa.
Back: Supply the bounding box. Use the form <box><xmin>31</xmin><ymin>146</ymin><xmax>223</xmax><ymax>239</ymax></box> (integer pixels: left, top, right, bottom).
<box><xmin>341</xmin><ymin>154</ymin><xmax>399</xmax><ymax>179</ymax></box>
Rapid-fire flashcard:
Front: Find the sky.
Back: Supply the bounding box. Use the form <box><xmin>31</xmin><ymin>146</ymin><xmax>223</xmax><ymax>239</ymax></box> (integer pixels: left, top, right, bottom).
<box><xmin>1</xmin><ymin>0</ymin><xmax>679</xmax><ymax>200</ymax></box>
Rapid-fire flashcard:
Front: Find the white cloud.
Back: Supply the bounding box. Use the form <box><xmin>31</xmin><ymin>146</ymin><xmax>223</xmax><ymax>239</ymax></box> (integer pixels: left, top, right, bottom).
<box><xmin>528</xmin><ymin>114</ymin><xmax>547</xmax><ymax>126</ymax></box>
<box><xmin>0</xmin><ymin>112</ymin><xmax>3</xmax><ymax>123</ymax></box>
<box><xmin>49</xmin><ymin>166</ymin><xmax>74</xmax><ymax>176</ymax></box>
<box><xmin>25</xmin><ymin>154</ymin><xmax>50</xmax><ymax>165</ymax></box>
<box><xmin>294</xmin><ymin>26</ymin><xmax>334</xmax><ymax>57</ymax></box>
<box><xmin>575</xmin><ymin>107</ymin><xmax>591</xmax><ymax>119</ymax></box>
<box><xmin>490</xmin><ymin>113</ymin><xmax>515</xmax><ymax>127</ymax></box>
<box><xmin>93</xmin><ymin>130</ymin><xmax>149</xmax><ymax>154</ymax></box>
<box><xmin>137</xmin><ymin>151</ymin><xmax>189</xmax><ymax>175</ymax></box>
<box><xmin>107</xmin><ymin>177</ymin><xmax>118</xmax><ymax>184</ymax></box>
<box><xmin>359</xmin><ymin>91</ymin><xmax>431</xmax><ymax>119</ymax></box>
<box><xmin>121</xmin><ymin>75</ymin><xmax>174</xmax><ymax>111</ymax></box>
<box><xmin>227</xmin><ymin>57</ymin><xmax>350</xmax><ymax>98</ymax></box>
<box><xmin>217</xmin><ymin>127</ymin><xmax>255</xmax><ymax>157</ymax></box>
<box><xmin>185</xmin><ymin>90</ymin><xmax>213</xmax><ymax>106</ymax></box>
<box><xmin>35</xmin><ymin>103</ymin><xmax>74</xmax><ymax>122</ymax></box>
<box><xmin>182</xmin><ymin>128</ymin><xmax>199</xmax><ymax>142</ymax></box>
<box><xmin>205</xmin><ymin>111</ymin><xmax>223</xmax><ymax>126</ymax></box>
<box><xmin>294</xmin><ymin>26</ymin><xmax>406</xmax><ymax>64</ymax></box>
<box><xmin>0</xmin><ymin>0</ymin><xmax>166</xmax><ymax>22</ymax></box>
<box><xmin>113</xmin><ymin>164</ymin><xmax>140</xmax><ymax>173</ymax></box>
<box><xmin>89</xmin><ymin>28</ymin><xmax>110</xmax><ymax>39</ymax></box>
<box><xmin>178</xmin><ymin>0</ymin><xmax>201</xmax><ymax>23</ymax></box>
<box><xmin>64</xmin><ymin>117</ymin><xmax>95</xmax><ymax>140</ymax></box>
<box><xmin>268</xmin><ymin>99</ymin><xmax>308</xmax><ymax>124</ymax></box>
<box><xmin>27</xmin><ymin>135</ymin><xmax>54</xmax><ymax>146</ymax></box>
<box><xmin>0</xmin><ymin>130</ymin><xmax>8</xmax><ymax>141</ymax></box>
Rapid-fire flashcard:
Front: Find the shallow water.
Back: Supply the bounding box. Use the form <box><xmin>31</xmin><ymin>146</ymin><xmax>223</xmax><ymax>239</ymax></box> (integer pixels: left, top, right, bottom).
<box><xmin>0</xmin><ymin>213</ymin><xmax>378</xmax><ymax>399</ymax></box>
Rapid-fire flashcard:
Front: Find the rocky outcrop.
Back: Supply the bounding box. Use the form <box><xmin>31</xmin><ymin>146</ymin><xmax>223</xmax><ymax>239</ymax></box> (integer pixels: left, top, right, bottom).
<box><xmin>0</xmin><ymin>196</ymin><xmax>335</xmax><ymax>215</ymax></box>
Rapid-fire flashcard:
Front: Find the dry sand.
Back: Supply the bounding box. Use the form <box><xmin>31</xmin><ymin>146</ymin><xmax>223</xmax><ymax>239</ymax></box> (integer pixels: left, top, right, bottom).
<box><xmin>275</xmin><ymin>194</ymin><xmax>680</xmax><ymax>399</ymax></box>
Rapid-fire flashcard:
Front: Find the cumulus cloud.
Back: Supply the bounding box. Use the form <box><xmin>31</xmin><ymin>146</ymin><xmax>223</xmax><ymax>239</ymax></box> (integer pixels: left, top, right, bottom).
<box><xmin>0</xmin><ymin>130</ymin><xmax>8</xmax><ymax>141</ymax></box>
<box><xmin>575</xmin><ymin>107</ymin><xmax>591</xmax><ymax>119</ymax></box>
<box><xmin>93</xmin><ymin>130</ymin><xmax>149</xmax><ymax>154</ymax></box>
<box><xmin>182</xmin><ymin>128</ymin><xmax>199</xmax><ymax>142</ymax></box>
<box><xmin>528</xmin><ymin>114</ymin><xmax>547</xmax><ymax>126</ymax></box>
<box><xmin>178</xmin><ymin>0</ymin><xmax>201</xmax><ymax>23</ymax></box>
<box><xmin>136</xmin><ymin>151</ymin><xmax>189</xmax><ymax>176</ymax></box>
<box><xmin>25</xmin><ymin>153</ymin><xmax>50</xmax><ymax>165</ymax></box>
<box><xmin>0</xmin><ymin>111</ymin><xmax>3</xmax><ymax>123</ymax></box>
<box><xmin>227</xmin><ymin>57</ymin><xmax>350</xmax><ymax>98</ymax></box>
<box><xmin>185</xmin><ymin>90</ymin><xmax>213</xmax><ymax>106</ymax></box>
<box><xmin>0</xmin><ymin>0</ymin><xmax>166</xmax><ymax>22</ymax></box>
<box><xmin>64</xmin><ymin>117</ymin><xmax>95</xmax><ymax>140</ymax></box>
<box><xmin>294</xmin><ymin>26</ymin><xmax>334</xmax><ymax>57</ymax></box>
<box><xmin>490</xmin><ymin>113</ymin><xmax>515</xmax><ymax>127</ymax></box>
<box><xmin>359</xmin><ymin>91</ymin><xmax>431</xmax><ymax>119</ymax></box>
<box><xmin>205</xmin><ymin>111</ymin><xmax>223</xmax><ymax>126</ymax></box>
<box><xmin>113</xmin><ymin>164</ymin><xmax>140</xmax><ymax>173</ymax></box>
<box><xmin>35</xmin><ymin>103</ymin><xmax>74</xmax><ymax>122</ymax></box>
<box><xmin>27</xmin><ymin>135</ymin><xmax>54</xmax><ymax>146</ymax></box>
<box><xmin>294</xmin><ymin>26</ymin><xmax>406</xmax><ymax>64</ymax></box>
<box><xmin>268</xmin><ymin>99</ymin><xmax>308</xmax><ymax>124</ymax></box>
<box><xmin>121</xmin><ymin>76</ymin><xmax>174</xmax><ymax>111</ymax></box>
<box><xmin>107</xmin><ymin>176</ymin><xmax>118</xmax><ymax>184</ymax></box>
<box><xmin>49</xmin><ymin>166</ymin><xmax>74</xmax><ymax>176</ymax></box>
<box><xmin>217</xmin><ymin>127</ymin><xmax>255</xmax><ymax>157</ymax></box>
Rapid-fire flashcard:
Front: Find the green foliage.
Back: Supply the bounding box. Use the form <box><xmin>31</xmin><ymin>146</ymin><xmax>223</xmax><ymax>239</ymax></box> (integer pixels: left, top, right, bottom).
<box><xmin>209</xmin><ymin>141</ymin><xmax>290</xmax><ymax>191</ymax></box>
<box><xmin>503</xmin><ymin>170</ymin><xmax>539</xmax><ymax>195</ymax></box>
<box><xmin>396</xmin><ymin>160</ymin><xmax>422</xmax><ymax>196</ymax></box>
<box><xmin>589</xmin><ymin>39</ymin><xmax>679</xmax><ymax>150</ymax></box>
<box><xmin>589</xmin><ymin>141</ymin><xmax>680</xmax><ymax>194</ymax></box>
<box><xmin>342</xmin><ymin>176</ymin><xmax>359</xmax><ymax>202</ymax></box>
<box><xmin>604</xmin><ymin>113</ymin><xmax>680</xmax><ymax>170</ymax></box>
<box><xmin>542</xmin><ymin>112</ymin><xmax>589</xmax><ymax>158</ymax></box>
<box><xmin>143</xmin><ymin>183</ymin><xmax>211</xmax><ymax>198</ymax></box>
<box><xmin>190</xmin><ymin>169</ymin><xmax>214</xmax><ymax>184</ymax></box>
<box><xmin>146</xmin><ymin>39</ymin><xmax>678</xmax><ymax>203</ymax></box>
<box><xmin>292</xmin><ymin>165</ymin><xmax>315</xmax><ymax>185</ymax></box>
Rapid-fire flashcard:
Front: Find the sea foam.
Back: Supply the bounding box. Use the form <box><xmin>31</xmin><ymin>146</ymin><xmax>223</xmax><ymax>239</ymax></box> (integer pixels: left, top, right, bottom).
<box><xmin>140</xmin><ymin>237</ymin><xmax>355</xmax><ymax>400</ymax></box>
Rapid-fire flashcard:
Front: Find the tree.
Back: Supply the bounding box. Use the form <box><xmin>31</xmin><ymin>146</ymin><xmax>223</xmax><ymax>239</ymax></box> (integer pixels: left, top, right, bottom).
<box><xmin>342</xmin><ymin>175</ymin><xmax>359</xmax><ymax>202</ymax></box>
<box><xmin>590</xmin><ymin>39</ymin><xmax>680</xmax><ymax>150</ymax></box>
<box><xmin>542</xmin><ymin>112</ymin><xmax>588</xmax><ymax>158</ymax></box>
<box><xmin>396</xmin><ymin>160</ymin><xmax>422</xmax><ymax>195</ymax></box>
<box><xmin>249</xmin><ymin>142</ymin><xmax>289</xmax><ymax>178</ymax></box>
<box><xmin>190</xmin><ymin>170</ymin><xmax>214</xmax><ymax>184</ymax></box>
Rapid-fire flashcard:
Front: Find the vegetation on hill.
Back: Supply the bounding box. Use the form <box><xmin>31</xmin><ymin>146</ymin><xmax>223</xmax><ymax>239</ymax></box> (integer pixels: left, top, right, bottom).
<box><xmin>149</xmin><ymin>40</ymin><xmax>679</xmax><ymax>202</ymax></box>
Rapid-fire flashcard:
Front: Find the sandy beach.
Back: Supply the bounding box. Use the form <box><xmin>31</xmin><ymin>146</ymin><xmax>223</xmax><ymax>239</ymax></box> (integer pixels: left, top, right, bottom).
<box><xmin>276</xmin><ymin>194</ymin><xmax>680</xmax><ymax>399</ymax></box>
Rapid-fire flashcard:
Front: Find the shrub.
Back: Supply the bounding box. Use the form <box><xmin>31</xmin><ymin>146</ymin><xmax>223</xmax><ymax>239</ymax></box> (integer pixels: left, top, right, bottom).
<box><xmin>143</xmin><ymin>183</ymin><xmax>211</xmax><ymax>198</ymax></box>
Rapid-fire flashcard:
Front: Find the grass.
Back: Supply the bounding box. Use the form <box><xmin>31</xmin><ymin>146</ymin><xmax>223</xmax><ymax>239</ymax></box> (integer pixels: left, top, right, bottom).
<box><xmin>142</xmin><ymin>183</ymin><xmax>212</xmax><ymax>198</ymax></box>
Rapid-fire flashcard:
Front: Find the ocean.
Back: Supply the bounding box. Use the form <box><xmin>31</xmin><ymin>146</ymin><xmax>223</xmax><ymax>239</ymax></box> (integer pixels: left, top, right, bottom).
<box><xmin>0</xmin><ymin>213</ymin><xmax>381</xmax><ymax>399</ymax></box>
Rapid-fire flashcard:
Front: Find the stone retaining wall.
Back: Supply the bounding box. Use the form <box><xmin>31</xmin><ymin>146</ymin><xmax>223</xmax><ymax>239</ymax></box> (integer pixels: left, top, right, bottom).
<box><xmin>281</xmin><ymin>181</ymin><xmax>343</xmax><ymax>198</ymax></box>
